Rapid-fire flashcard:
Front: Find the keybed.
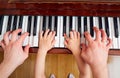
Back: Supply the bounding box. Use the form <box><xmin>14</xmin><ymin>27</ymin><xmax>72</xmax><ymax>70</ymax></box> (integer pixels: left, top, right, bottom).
<box><xmin>0</xmin><ymin>15</ymin><xmax>120</xmax><ymax>50</ymax></box>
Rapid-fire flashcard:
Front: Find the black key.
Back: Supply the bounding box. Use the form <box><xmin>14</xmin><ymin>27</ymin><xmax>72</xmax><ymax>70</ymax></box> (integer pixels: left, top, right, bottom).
<box><xmin>48</xmin><ymin>16</ymin><xmax>52</xmax><ymax>30</ymax></box>
<box><xmin>63</xmin><ymin>16</ymin><xmax>66</xmax><ymax>35</ymax></box>
<box><xmin>6</xmin><ymin>15</ymin><xmax>12</xmax><ymax>32</ymax></box>
<box><xmin>18</xmin><ymin>16</ymin><xmax>23</xmax><ymax>35</ymax></box>
<box><xmin>113</xmin><ymin>17</ymin><xmax>119</xmax><ymax>38</ymax></box>
<box><xmin>54</xmin><ymin>16</ymin><xmax>57</xmax><ymax>36</ymax></box>
<box><xmin>104</xmin><ymin>17</ymin><xmax>110</xmax><ymax>37</ymax></box>
<box><xmin>42</xmin><ymin>16</ymin><xmax>46</xmax><ymax>31</ymax></box>
<box><xmin>69</xmin><ymin>16</ymin><xmax>72</xmax><ymax>31</ymax></box>
<box><xmin>78</xmin><ymin>16</ymin><xmax>81</xmax><ymax>37</ymax></box>
<box><xmin>90</xmin><ymin>16</ymin><xmax>94</xmax><ymax>37</ymax></box>
<box><xmin>18</xmin><ymin>16</ymin><xmax>23</xmax><ymax>29</ymax></box>
<box><xmin>27</xmin><ymin>16</ymin><xmax>32</xmax><ymax>36</ymax></box>
<box><xmin>12</xmin><ymin>15</ymin><xmax>17</xmax><ymax>31</ymax></box>
<box><xmin>84</xmin><ymin>16</ymin><xmax>87</xmax><ymax>32</ymax></box>
<box><xmin>33</xmin><ymin>16</ymin><xmax>37</xmax><ymax>36</ymax></box>
<box><xmin>98</xmin><ymin>17</ymin><xmax>102</xmax><ymax>29</ymax></box>
<box><xmin>0</xmin><ymin>16</ymin><xmax>4</xmax><ymax>35</ymax></box>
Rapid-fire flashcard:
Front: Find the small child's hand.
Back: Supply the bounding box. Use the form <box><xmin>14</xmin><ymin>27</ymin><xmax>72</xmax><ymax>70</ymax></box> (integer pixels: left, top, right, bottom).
<box><xmin>81</xmin><ymin>27</ymin><xmax>112</xmax><ymax>68</ymax></box>
<box><xmin>38</xmin><ymin>29</ymin><xmax>56</xmax><ymax>54</ymax></box>
<box><xmin>64</xmin><ymin>30</ymin><xmax>80</xmax><ymax>55</ymax></box>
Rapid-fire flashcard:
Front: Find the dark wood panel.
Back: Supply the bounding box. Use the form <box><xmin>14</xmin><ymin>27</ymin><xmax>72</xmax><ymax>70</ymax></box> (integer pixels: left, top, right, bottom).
<box><xmin>0</xmin><ymin>47</ymin><xmax>120</xmax><ymax>55</ymax></box>
<box><xmin>9</xmin><ymin>0</ymin><xmax>120</xmax><ymax>3</ymax></box>
<box><xmin>0</xmin><ymin>2</ymin><xmax>120</xmax><ymax>16</ymax></box>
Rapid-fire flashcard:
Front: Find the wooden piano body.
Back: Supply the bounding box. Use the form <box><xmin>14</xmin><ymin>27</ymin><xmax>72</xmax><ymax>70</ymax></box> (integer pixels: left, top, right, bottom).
<box><xmin>0</xmin><ymin>0</ymin><xmax>120</xmax><ymax>55</ymax></box>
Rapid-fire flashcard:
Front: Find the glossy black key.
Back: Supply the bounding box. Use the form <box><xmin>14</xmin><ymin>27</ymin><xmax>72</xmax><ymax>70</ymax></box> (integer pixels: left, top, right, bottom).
<box><xmin>6</xmin><ymin>15</ymin><xmax>12</xmax><ymax>32</ymax></box>
<box><xmin>90</xmin><ymin>16</ymin><xmax>94</xmax><ymax>37</ymax></box>
<box><xmin>98</xmin><ymin>17</ymin><xmax>102</xmax><ymax>29</ymax></box>
<box><xmin>69</xmin><ymin>16</ymin><xmax>72</xmax><ymax>31</ymax></box>
<box><xmin>54</xmin><ymin>16</ymin><xmax>57</xmax><ymax>36</ymax></box>
<box><xmin>78</xmin><ymin>16</ymin><xmax>81</xmax><ymax>36</ymax></box>
<box><xmin>18</xmin><ymin>16</ymin><xmax>23</xmax><ymax>29</ymax></box>
<box><xmin>12</xmin><ymin>15</ymin><xmax>17</xmax><ymax>31</ymax></box>
<box><xmin>104</xmin><ymin>17</ymin><xmax>110</xmax><ymax>37</ymax></box>
<box><xmin>0</xmin><ymin>16</ymin><xmax>4</xmax><ymax>35</ymax></box>
<box><xmin>33</xmin><ymin>16</ymin><xmax>37</xmax><ymax>36</ymax></box>
<box><xmin>42</xmin><ymin>16</ymin><xmax>46</xmax><ymax>31</ymax></box>
<box><xmin>18</xmin><ymin>16</ymin><xmax>23</xmax><ymax>35</ymax></box>
<box><xmin>113</xmin><ymin>17</ymin><xmax>119</xmax><ymax>38</ymax></box>
<box><xmin>84</xmin><ymin>16</ymin><xmax>87</xmax><ymax>32</ymax></box>
<box><xmin>27</xmin><ymin>16</ymin><xmax>32</xmax><ymax>36</ymax></box>
<box><xmin>48</xmin><ymin>16</ymin><xmax>52</xmax><ymax>30</ymax></box>
<box><xmin>63</xmin><ymin>16</ymin><xmax>66</xmax><ymax>35</ymax></box>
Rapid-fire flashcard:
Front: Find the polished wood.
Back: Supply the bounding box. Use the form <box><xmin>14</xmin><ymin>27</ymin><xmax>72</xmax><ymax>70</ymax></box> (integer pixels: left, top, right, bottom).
<box><xmin>0</xmin><ymin>47</ymin><xmax>120</xmax><ymax>55</ymax></box>
<box><xmin>0</xmin><ymin>52</ymin><xmax>79</xmax><ymax>78</ymax></box>
<box><xmin>0</xmin><ymin>0</ymin><xmax>120</xmax><ymax>16</ymax></box>
<box><xmin>0</xmin><ymin>0</ymin><xmax>120</xmax><ymax>55</ymax></box>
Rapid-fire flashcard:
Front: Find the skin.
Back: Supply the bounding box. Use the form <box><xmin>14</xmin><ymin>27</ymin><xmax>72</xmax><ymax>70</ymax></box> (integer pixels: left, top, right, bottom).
<box><xmin>81</xmin><ymin>27</ymin><xmax>112</xmax><ymax>78</ymax></box>
<box><xmin>35</xmin><ymin>29</ymin><xmax>56</xmax><ymax>78</ymax></box>
<box><xmin>0</xmin><ymin>29</ymin><xmax>30</xmax><ymax>78</ymax></box>
<box><xmin>64</xmin><ymin>30</ymin><xmax>91</xmax><ymax>78</ymax></box>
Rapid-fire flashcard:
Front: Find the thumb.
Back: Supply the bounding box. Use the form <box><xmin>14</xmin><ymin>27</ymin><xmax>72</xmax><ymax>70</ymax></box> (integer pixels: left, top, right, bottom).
<box><xmin>24</xmin><ymin>44</ymin><xmax>30</xmax><ymax>55</ymax></box>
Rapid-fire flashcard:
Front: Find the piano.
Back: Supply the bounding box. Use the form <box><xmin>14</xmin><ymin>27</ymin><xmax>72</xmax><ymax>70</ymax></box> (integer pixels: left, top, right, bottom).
<box><xmin>0</xmin><ymin>0</ymin><xmax>120</xmax><ymax>55</ymax></box>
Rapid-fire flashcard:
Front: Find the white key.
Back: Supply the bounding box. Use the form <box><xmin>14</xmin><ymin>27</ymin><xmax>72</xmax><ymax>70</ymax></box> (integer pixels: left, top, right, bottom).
<box><xmin>0</xmin><ymin>16</ymin><xmax>8</xmax><ymax>41</ymax></box>
<box><xmin>117</xmin><ymin>17</ymin><xmax>120</xmax><ymax>49</ymax></box>
<box><xmin>75</xmin><ymin>16</ymin><xmax>78</xmax><ymax>31</ymax></box>
<box><xmin>72</xmin><ymin>16</ymin><xmax>76</xmax><ymax>30</ymax></box>
<box><xmin>108</xmin><ymin>17</ymin><xmax>113</xmax><ymax>48</ymax></box>
<box><xmin>111</xmin><ymin>17</ymin><xmax>118</xmax><ymax>49</ymax></box>
<box><xmin>101</xmin><ymin>17</ymin><xmax>106</xmax><ymax>31</ymax></box>
<box><xmin>54</xmin><ymin>16</ymin><xmax>60</xmax><ymax>47</ymax></box>
<box><xmin>23</xmin><ymin>16</ymin><xmax>29</xmax><ymax>46</ymax></box>
<box><xmin>39</xmin><ymin>16</ymin><xmax>43</xmax><ymax>32</ymax></box>
<box><xmin>66</xmin><ymin>16</ymin><xmax>70</xmax><ymax>36</ymax></box>
<box><xmin>60</xmin><ymin>16</ymin><xmax>64</xmax><ymax>47</ymax></box>
<box><xmin>33</xmin><ymin>16</ymin><xmax>40</xmax><ymax>47</ymax></box>
<box><xmin>81</xmin><ymin>16</ymin><xmax>85</xmax><ymax>44</ymax></box>
<box><xmin>29</xmin><ymin>16</ymin><xmax>34</xmax><ymax>47</ymax></box>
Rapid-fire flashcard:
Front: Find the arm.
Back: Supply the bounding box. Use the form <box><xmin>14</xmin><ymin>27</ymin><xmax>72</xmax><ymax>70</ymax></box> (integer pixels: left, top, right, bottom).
<box><xmin>64</xmin><ymin>30</ymin><xmax>91</xmax><ymax>78</ymax></box>
<box><xmin>81</xmin><ymin>27</ymin><xmax>112</xmax><ymax>78</ymax></box>
<box><xmin>35</xmin><ymin>29</ymin><xmax>55</xmax><ymax>78</ymax></box>
<box><xmin>0</xmin><ymin>29</ymin><xmax>29</xmax><ymax>78</ymax></box>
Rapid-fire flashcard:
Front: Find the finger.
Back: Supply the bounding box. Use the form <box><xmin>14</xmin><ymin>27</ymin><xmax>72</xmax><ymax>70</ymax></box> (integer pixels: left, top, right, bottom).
<box><xmin>106</xmin><ymin>38</ymin><xmax>112</xmax><ymax>49</ymax></box>
<box><xmin>50</xmin><ymin>31</ymin><xmax>56</xmax><ymax>41</ymax></box>
<box><xmin>70</xmin><ymin>31</ymin><xmax>74</xmax><ymax>39</ymax></box>
<box><xmin>24</xmin><ymin>44</ymin><xmax>30</xmax><ymax>56</ymax></box>
<box><xmin>81</xmin><ymin>43</ymin><xmax>87</xmax><ymax>52</ymax></box>
<box><xmin>64</xmin><ymin>34</ymin><xmax>70</xmax><ymax>42</ymax></box>
<box><xmin>44</xmin><ymin>29</ymin><xmax>50</xmax><ymax>38</ymax></box>
<box><xmin>39</xmin><ymin>31</ymin><xmax>43</xmax><ymax>39</ymax></box>
<box><xmin>84</xmin><ymin>32</ymin><xmax>93</xmax><ymax>43</ymax></box>
<box><xmin>77</xmin><ymin>32</ymin><xmax>80</xmax><ymax>39</ymax></box>
<box><xmin>11</xmin><ymin>29</ymin><xmax>22</xmax><ymax>42</ymax></box>
<box><xmin>101</xmin><ymin>29</ymin><xmax>107</xmax><ymax>42</ymax></box>
<box><xmin>51</xmin><ymin>39</ymin><xmax>56</xmax><ymax>47</ymax></box>
<box><xmin>73</xmin><ymin>30</ymin><xmax>77</xmax><ymax>38</ymax></box>
<box><xmin>0</xmin><ymin>40</ymin><xmax>5</xmax><ymax>49</ymax></box>
<box><xmin>93</xmin><ymin>27</ymin><xmax>101</xmax><ymax>41</ymax></box>
<box><xmin>17</xmin><ymin>32</ymin><xmax>29</xmax><ymax>45</ymax></box>
<box><xmin>48</xmin><ymin>31</ymin><xmax>55</xmax><ymax>40</ymax></box>
<box><xmin>3</xmin><ymin>31</ymin><xmax>11</xmax><ymax>45</ymax></box>
<box><xmin>64</xmin><ymin>40</ymin><xmax>68</xmax><ymax>47</ymax></box>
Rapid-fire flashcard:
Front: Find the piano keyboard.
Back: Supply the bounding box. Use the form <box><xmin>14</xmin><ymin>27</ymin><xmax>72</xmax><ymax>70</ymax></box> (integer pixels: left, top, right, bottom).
<box><xmin>0</xmin><ymin>15</ymin><xmax>120</xmax><ymax>49</ymax></box>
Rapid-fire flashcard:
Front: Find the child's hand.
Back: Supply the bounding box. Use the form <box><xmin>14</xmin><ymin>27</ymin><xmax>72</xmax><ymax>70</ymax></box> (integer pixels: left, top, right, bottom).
<box><xmin>81</xmin><ymin>27</ymin><xmax>112</xmax><ymax>68</ymax></box>
<box><xmin>38</xmin><ymin>29</ymin><xmax>56</xmax><ymax>54</ymax></box>
<box><xmin>64</xmin><ymin>30</ymin><xmax>81</xmax><ymax>55</ymax></box>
